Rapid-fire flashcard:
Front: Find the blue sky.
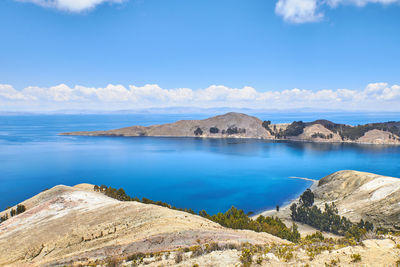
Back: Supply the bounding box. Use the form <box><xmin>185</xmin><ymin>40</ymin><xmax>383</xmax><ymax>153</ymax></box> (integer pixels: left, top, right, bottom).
<box><xmin>1</xmin><ymin>0</ymin><xmax>400</xmax><ymax>111</ymax></box>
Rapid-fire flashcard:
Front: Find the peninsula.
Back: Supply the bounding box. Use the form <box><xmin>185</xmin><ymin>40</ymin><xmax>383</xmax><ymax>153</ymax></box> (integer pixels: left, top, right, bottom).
<box><xmin>61</xmin><ymin>112</ymin><xmax>400</xmax><ymax>145</ymax></box>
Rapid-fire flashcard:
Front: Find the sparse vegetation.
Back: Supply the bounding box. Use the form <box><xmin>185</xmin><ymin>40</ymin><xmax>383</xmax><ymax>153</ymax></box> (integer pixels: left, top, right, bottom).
<box><xmin>199</xmin><ymin>207</ymin><xmax>300</xmax><ymax>242</ymax></box>
<box><xmin>291</xmin><ymin>190</ymin><xmax>373</xmax><ymax>240</ymax></box>
<box><xmin>94</xmin><ymin>185</ymin><xmax>300</xmax><ymax>242</ymax></box>
<box><xmin>283</xmin><ymin>121</ymin><xmax>306</xmax><ymax>137</ymax></box>
<box><xmin>262</xmin><ymin>118</ymin><xmax>400</xmax><ymax>140</ymax></box>
<box><xmin>308</xmin><ymin>120</ymin><xmax>400</xmax><ymax>141</ymax></box>
<box><xmin>93</xmin><ymin>184</ymin><xmax>197</xmax><ymax>214</ymax></box>
<box><xmin>311</xmin><ymin>132</ymin><xmax>333</xmax><ymax>139</ymax></box>
<box><xmin>224</xmin><ymin>126</ymin><xmax>246</xmax><ymax>135</ymax></box>
<box><xmin>350</xmin><ymin>253</ymin><xmax>361</xmax><ymax>262</ymax></box>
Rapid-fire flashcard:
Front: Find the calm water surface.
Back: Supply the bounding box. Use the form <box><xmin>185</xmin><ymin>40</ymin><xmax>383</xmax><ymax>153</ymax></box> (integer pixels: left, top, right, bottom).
<box><xmin>1</xmin><ymin>113</ymin><xmax>400</xmax><ymax>214</ymax></box>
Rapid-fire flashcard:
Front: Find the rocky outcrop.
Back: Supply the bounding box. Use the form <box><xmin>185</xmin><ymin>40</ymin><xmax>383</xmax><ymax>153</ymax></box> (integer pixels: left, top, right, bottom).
<box><xmin>313</xmin><ymin>170</ymin><xmax>400</xmax><ymax>230</ymax></box>
<box><xmin>60</xmin><ymin>112</ymin><xmax>400</xmax><ymax>145</ymax></box>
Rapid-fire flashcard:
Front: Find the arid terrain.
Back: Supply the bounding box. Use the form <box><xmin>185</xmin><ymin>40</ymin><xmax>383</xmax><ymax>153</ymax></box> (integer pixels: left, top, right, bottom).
<box><xmin>260</xmin><ymin>170</ymin><xmax>400</xmax><ymax>231</ymax></box>
<box><xmin>61</xmin><ymin>112</ymin><xmax>400</xmax><ymax>145</ymax></box>
<box><xmin>1</xmin><ymin>170</ymin><xmax>400</xmax><ymax>266</ymax></box>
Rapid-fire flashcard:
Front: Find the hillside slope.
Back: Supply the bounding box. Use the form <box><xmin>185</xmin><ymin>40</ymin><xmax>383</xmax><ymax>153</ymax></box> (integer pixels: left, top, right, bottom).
<box><xmin>1</xmin><ymin>178</ymin><xmax>400</xmax><ymax>266</ymax></box>
<box><xmin>0</xmin><ymin>184</ymin><xmax>285</xmax><ymax>266</ymax></box>
<box><xmin>313</xmin><ymin>170</ymin><xmax>400</xmax><ymax>230</ymax></box>
<box><xmin>61</xmin><ymin>112</ymin><xmax>272</xmax><ymax>139</ymax></box>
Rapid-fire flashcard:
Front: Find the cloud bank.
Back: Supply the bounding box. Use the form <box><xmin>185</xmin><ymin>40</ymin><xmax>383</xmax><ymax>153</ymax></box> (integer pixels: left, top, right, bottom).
<box><xmin>275</xmin><ymin>0</ymin><xmax>400</xmax><ymax>23</ymax></box>
<box><xmin>17</xmin><ymin>0</ymin><xmax>124</xmax><ymax>12</ymax></box>
<box><xmin>1</xmin><ymin>82</ymin><xmax>400</xmax><ymax>112</ymax></box>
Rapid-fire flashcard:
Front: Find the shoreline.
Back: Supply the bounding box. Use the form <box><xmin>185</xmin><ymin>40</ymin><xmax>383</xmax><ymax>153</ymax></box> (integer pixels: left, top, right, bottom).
<box><xmin>253</xmin><ymin>176</ymin><xmax>319</xmax><ymax>219</ymax></box>
<box><xmin>60</xmin><ymin>132</ymin><xmax>400</xmax><ymax>146</ymax></box>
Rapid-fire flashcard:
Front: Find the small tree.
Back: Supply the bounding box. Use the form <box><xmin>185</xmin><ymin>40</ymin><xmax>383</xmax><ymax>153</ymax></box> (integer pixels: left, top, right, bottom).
<box><xmin>94</xmin><ymin>185</ymin><xmax>100</xmax><ymax>192</ymax></box>
<box><xmin>194</xmin><ymin>127</ymin><xmax>203</xmax><ymax>136</ymax></box>
<box><xmin>10</xmin><ymin>209</ymin><xmax>16</xmax><ymax>217</ymax></box>
<box><xmin>299</xmin><ymin>189</ymin><xmax>314</xmax><ymax>207</ymax></box>
<box><xmin>276</xmin><ymin>205</ymin><xmax>280</xmax><ymax>212</ymax></box>
<box><xmin>16</xmin><ymin>205</ymin><xmax>26</xmax><ymax>215</ymax></box>
<box><xmin>0</xmin><ymin>214</ymin><xmax>8</xmax><ymax>223</ymax></box>
<box><xmin>100</xmin><ymin>185</ymin><xmax>107</xmax><ymax>192</ymax></box>
<box><xmin>209</xmin><ymin>127</ymin><xmax>219</xmax><ymax>134</ymax></box>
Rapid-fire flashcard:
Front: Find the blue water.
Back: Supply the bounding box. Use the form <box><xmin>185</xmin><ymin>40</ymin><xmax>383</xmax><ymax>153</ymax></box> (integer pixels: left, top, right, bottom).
<box><xmin>1</xmin><ymin>113</ymin><xmax>400</xmax><ymax>214</ymax></box>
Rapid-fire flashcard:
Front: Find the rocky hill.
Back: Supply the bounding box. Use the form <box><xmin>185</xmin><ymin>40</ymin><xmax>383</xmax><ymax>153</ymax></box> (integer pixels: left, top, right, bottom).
<box><xmin>260</xmin><ymin>170</ymin><xmax>400</xmax><ymax>233</ymax></box>
<box><xmin>1</xmin><ymin>171</ymin><xmax>400</xmax><ymax>266</ymax></box>
<box><xmin>61</xmin><ymin>112</ymin><xmax>400</xmax><ymax>145</ymax></box>
<box><xmin>313</xmin><ymin>170</ymin><xmax>400</xmax><ymax>230</ymax></box>
<box><xmin>0</xmin><ymin>184</ymin><xmax>285</xmax><ymax>266</ymax></box>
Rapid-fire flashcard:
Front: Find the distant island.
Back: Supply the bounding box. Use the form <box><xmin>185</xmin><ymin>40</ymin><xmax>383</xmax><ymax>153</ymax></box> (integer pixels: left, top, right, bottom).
<box><xmin>61</xmin><ymin>112</ymin><xmax>400</xmax><ymax>145</ymax></box>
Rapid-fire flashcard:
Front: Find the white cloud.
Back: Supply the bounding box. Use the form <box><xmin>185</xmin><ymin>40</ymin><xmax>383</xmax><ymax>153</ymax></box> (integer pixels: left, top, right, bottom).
<box><xmin>1</xmin><ymin>82</ymin><xmax>400</xmax><ymax>112</ymax></box>
<box><xmin>275</xmin><ymin>0</ymin><xmax>323</xmax><ymax>23</ymax></box>
<box><xmin>17</xmin><ymin>0</ymin><xmax>124</xmax><ymax>12</ymax></box>
<box><xmin>276</xmin><ymin>0</ymin><xmax>400</xmax><ymax>23</ymax></box>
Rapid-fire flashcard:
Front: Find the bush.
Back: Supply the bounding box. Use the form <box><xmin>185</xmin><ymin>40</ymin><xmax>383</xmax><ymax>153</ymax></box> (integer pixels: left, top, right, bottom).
<box><xmin>16</xmin><ymin>204</ymin><xmax>26</xmax><ymax>215</ymax></box>
<box><xmin>350</xmin><ymin>253</ymin><xmax>361</xmax><ymax>262</ymax></box>
<box><xmin>209</xmin><ymin>127</ymin><xmax>219</xmax><ymax>134</ymax></box>
<box><xmin>0</xmin><ymin>214</ymin><xmax>8</xmax><ymax>223</ymax></box>
<box><xmin>239</xmin><ymin>248</ymin><xmax>253</xmax><ymax>267</ymax></box>
<box><xmin>10</xmin><ymin>209</ymin><xmax>16</xmax><ymax>217</ymax></box>
<box><xmin>194</xmin><ymin>127</ymin><xmax>203</xmax><ymax>136</ymax></box>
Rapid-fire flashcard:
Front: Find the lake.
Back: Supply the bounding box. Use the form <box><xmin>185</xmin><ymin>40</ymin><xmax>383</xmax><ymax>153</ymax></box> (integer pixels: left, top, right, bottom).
<box><xmin>1</xmin><ymin>112</ymin><xmax>400</xmax><ymax>214</ymax></box>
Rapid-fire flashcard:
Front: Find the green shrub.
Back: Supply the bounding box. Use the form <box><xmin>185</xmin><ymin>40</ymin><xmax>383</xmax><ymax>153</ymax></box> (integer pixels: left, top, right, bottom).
<box><xmin>350</xmin><ymin>253</ymin><xmax>361</xmax><ymax>262</ymax></box>
<box><xmin>239</xmin><ymin>248</ymin><xmax>253</xmax><ymax>267</ymax></box>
